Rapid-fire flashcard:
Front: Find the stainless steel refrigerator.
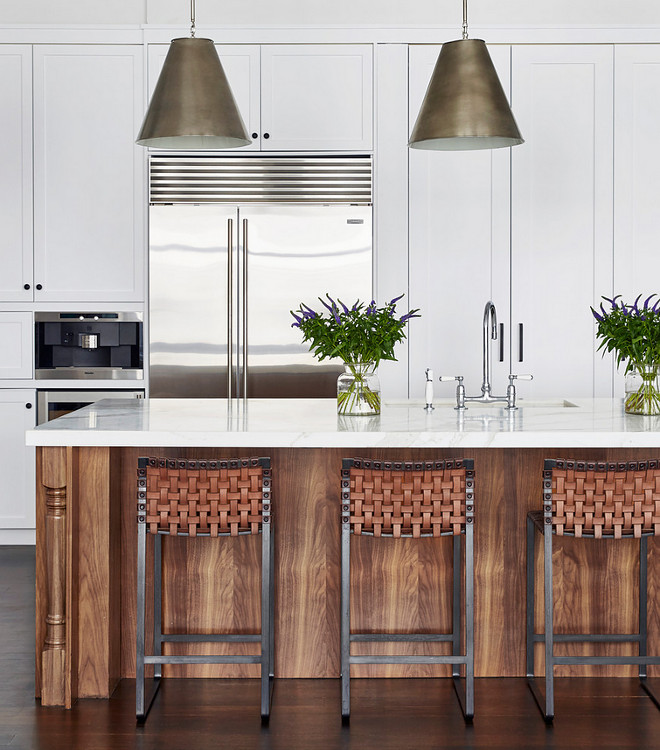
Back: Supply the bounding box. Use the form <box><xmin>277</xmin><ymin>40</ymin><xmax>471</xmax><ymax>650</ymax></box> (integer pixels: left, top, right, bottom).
<box><xmin>148</xmin><ymin>155</ymin><xmax>372</xmax><ymax>398</ymax></box>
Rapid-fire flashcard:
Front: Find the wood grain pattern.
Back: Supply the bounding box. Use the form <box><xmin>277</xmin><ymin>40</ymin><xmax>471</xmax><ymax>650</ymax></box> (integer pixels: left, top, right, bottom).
<box><xmin>77</xmin><ymin>447</ymin><xmax>121</xmax><ymax>697</ymax></box>
<box><xmin>64</xmin><ymin>446</ymin><xmax>78</xmax><ymax>707</ymax></box>
<box><xmin>40</xmin><ymin>446</ymin><xmax>67</xmax><ymax>706</ymax></box>
<box><xmin>34</xmin><ymin>447</ymin><xmax>45</xmax><ymax>699</ymax></box>
<box><xmin>38</xmin><ymin>443</ymin><xmax>660</xmax><ymax>706</ymax></box>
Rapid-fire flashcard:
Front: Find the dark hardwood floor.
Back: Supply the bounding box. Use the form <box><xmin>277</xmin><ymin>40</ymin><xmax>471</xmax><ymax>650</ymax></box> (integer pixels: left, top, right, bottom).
<box><xmin>2</xmin><ymin>545</ymin><xmax>659</xmax><ymax>749</ymax></box>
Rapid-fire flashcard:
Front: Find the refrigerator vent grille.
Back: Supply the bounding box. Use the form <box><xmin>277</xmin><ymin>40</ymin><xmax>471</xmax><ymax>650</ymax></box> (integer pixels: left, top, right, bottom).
<box><xmin>149</xmin><ymin>155</ymin><xmax>372</xmax><ymax>204</ymax></box>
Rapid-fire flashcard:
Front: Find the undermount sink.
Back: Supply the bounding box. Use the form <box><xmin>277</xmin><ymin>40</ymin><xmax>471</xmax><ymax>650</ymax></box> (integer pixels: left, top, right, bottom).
<box><xmin>514</xmin><ymin>399</ymin><xmax>579</xmax><ymax>408</ymax></box>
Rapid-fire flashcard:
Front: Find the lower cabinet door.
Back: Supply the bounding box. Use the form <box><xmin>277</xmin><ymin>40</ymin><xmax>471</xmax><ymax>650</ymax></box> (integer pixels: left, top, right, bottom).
<box><xmin>0</xmin><ymin>390</ymin><xmax>36</xmax><ymax>530</ymax></box>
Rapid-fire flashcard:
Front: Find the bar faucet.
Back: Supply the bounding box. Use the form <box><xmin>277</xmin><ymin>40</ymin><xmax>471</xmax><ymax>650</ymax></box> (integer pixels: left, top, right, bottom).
<box><xmin>479</xmin><ymin>301</ymin><xmax>498</xmax><ymax>401</ymax></box>
<box><xmin>439</xmin><ymin>300</ymin><xmax>533</xmax><ymax>410</ymax></box>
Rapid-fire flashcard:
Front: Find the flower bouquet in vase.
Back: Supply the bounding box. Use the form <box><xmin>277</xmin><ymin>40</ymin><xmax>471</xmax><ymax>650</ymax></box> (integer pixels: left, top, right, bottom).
<box><xmin>291</xmin><ymin>294</ymin><xmax>419</xmax><ymax>415</ymax></box>
<box><xmin>592</xmin><ymin>294</ymin><xmax>660</xmax><ymax>415</ymax></box>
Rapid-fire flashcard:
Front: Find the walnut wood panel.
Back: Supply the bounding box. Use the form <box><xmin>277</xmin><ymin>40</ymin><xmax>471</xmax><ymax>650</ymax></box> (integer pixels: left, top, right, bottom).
<box><xmin>64</xmin><ymin>447</ymin><xmax>79</xmax><ymax>707</ymax></box>
<box><xmin>34</xmin><ymin>447</ymin><xmax>45</xmax><ymax>700</ymax></box>
<box><xmin>76</xmin><ymin>447</ymin><xmax>121</xmax><ymax>697</ymax></box>
<box><xmin>39</xmin><ymin>443</ymin><xmax>660</xmax><ymax>704</ymax></box>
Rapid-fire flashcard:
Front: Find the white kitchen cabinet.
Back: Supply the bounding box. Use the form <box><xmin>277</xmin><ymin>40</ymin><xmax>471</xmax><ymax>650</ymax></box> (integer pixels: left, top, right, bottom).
<box><xmin>0</xmin><ymin>390</ymin><xmax>36</xmax><ymax>530</ymax></box>
<box><xmin>510</xmin><ymin>45</ymin><xmax>614</xmax><ymax>399</ymax></box>
<box><xmin>147</xmin><ymin>43</ymin><xmax>373</xmax><ymax>151</ymax></box>
<box><xmin>407</xmin><ymin>45</ymin><xmax>511</xmax><ymax>400</ymax></box>
<box><xmin>33</xmin><ymin>45</ymin><xmax>145</xmax><ymax>302</ymax></box>
<box><xmin>0</xmin><ymin>312</ymin><xmax>32</xmax><ymax>379</ymax></box>
<box><xmin>259</xmin><ymin>45</ymin><xmax>372</xmax><ymax>150</ymax></box>
<box><xmin>613</xmin><ymin>45</ymin><xmax>660</xmax><ymax>394</ymax></box>
<box><xmin>0</xmin><ymin>46</ymin><xmax>33</xmax><ymax>302</ymax></box>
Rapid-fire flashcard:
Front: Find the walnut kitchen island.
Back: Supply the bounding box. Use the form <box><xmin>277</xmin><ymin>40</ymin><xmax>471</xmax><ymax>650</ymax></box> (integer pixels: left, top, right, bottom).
<box><xmin>26</xmin><ymin>397</ymin><xmax>660</xmax><ymax>707</ymax></box>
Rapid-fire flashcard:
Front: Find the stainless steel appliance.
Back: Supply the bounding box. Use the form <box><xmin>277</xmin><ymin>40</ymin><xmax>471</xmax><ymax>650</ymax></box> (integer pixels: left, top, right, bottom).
<box><xmin>149</xmin><ymin>154</ymin><xmax>372</xmax><ymax>398</ymax></box>
<box><xmin>36</xmin><ymin>389</ymin><xmax>144</xmax><ymax>425</ymax></box>
<box><xmin>35</xmin><ymin>312</ymin><xmax>143</xmax><ymax>380</ymax></box>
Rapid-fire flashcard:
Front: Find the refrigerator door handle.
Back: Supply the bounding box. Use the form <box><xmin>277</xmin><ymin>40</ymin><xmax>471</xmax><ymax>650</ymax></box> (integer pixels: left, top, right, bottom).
<box><xmin>227</xmin><ymin>218</ymin><xmax>234</xmax><ymax>399</ymax></box>
<box><xmin>242</xmin><ymin>217</ymin><xmax>249</xmax><ymax>399</ymax></box>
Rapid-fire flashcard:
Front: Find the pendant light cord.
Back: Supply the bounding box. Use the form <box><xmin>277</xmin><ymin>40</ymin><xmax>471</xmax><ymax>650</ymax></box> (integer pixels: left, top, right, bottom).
<box><xmin>462</xmin><ymin>0</ymin><xmax>469</xmax><ymax>39</ymax></box>
<box><xmin>190</xmin><ymin>0</ymin><xmax>196</xmax><ymax>37</ymax></box>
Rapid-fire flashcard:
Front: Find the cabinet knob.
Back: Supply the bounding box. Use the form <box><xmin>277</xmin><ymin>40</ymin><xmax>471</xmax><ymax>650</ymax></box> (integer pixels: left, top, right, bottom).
<box><xmin>263</xmin><ymin>132</ymin><xmax>270</xmax><ymax>139</ymax></box>
<box><xmin>26</xmin><ymin>403</ymin><xmax>32</xmax><ymax>409</ymax></box>
<box><xmin>36</xmin><ymin>284</ymin><xmax>43</xmax><ymax>290</ymax></box>
<box><xmin>251</xmin><ymin>132</ymin><xmax>258</xmax><ymax>139</ymax></box>
<box><xmin>23</xmin><ymin>283</ymin><xmax>30</xmax><ymax>290</ymax></box>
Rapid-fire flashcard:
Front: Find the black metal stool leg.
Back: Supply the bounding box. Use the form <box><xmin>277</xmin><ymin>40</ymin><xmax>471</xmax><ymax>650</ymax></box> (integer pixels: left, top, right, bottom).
<box><xmin>340</xmin><ymin>516</ymin><xmax>350</xmax><ymax>721</ymax></box>
<box><xmin>452</xmin><ymin>535</ymin><xmax>461</xmax><ymax>677</ymax></box>
<box><xmin>637</xmin><ymin>535</ymin><xmax>660</xmax><ymax>708</ymax></box>
<box><xmin>261</xmin><ymin>518</ymin><xmax>273</xmax><ymax>722</ymax></box>
<box><xmin>153</xmin><ymin>533</ymin><xmax>162</xmax><ymax>680</ymax></box>
<box><xmin>136</xmin><ymin>522</ymin><xmax>161</xmax><ymax>723</ymax></box>
<box><xmin>464</xmin><ymin>521</ymin><xmax>475</xmax><ymax>720</ymax></box>
<box><xmin>542</xmin><ymin>522</ymin><xmax>554</xmax><ymax>722</ymax></box>
<box><xmin>526</xmin><ymin>515</ymin><xmax>536</xmax><ymax>678</ymax></box>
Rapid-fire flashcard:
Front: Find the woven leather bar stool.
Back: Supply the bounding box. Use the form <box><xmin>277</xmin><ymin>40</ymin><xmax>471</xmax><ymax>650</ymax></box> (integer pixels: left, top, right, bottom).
<box><xmin>340</xmin><ymin>457</ymin><xmax>475</xmax><ymax>722</ymax></box>
<box><xmin>526</xmin><ymin>458</ymin><xmax>660</xmax><ymax>722</ymax></box>
<box><xmin>136</xmin><ymin>456</ymin><xmax>274</xmax><ymax>723</ymax></box>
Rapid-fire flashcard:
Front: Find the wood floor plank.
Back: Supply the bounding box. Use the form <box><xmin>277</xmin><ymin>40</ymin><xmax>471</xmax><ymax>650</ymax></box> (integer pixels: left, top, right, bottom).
<box><xmin>4</xmin><ymin>544</ymin><xmax>660</xmax><ymax>748</ymax></box>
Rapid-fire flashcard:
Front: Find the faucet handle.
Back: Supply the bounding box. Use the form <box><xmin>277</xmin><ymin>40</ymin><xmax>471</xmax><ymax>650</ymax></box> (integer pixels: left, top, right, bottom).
<box><xmin>506</xmin><ymin>373</ymin><xmax>533</xmax><ymax>410</ymax></box>
<box><xmin>438</xmin><ymin>376</ymin><xmax>466</xmax><ymax>411</ymax></box>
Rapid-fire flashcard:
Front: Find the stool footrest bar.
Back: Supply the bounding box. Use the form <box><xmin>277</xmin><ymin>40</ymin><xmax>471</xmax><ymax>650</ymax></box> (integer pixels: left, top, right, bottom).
<box><xmin>349</xmin><ymin>654</ymin><xmax>468</xmax><ymax>665</ymax></box>
<box><xmin>161</xmin><ymin>633</ymin><xmax>261</xmax><ymax>643</ymax></box>
<box><xmin>144</xmin><ymin>655</ymin><xmax>263</xmax><ymax>665</ymax></box>
<box><xmin>553</xmin><ymin>656</ymin><xmax>660</xmax><ymax>666</ymax></box>
<box><xmin>350</xmin><ymin>633</ymin><xmax>454</xmax><ymax>642</ymax></box>
<box><xmin>532</xmin><ymin>633</ymin><xmax>644</xmax><ymax>643</ymax></box>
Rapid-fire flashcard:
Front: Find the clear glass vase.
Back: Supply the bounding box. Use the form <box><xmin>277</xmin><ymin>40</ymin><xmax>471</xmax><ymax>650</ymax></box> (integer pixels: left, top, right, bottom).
<box><xmin>337</xmin><ymin>361</ymin><xmax>381</xmax><ymax>416</ymax></box>
<box><xmin>624</xmin><ymin>363</ymin><xmax>660</xmax><ymax>415</ymax></box>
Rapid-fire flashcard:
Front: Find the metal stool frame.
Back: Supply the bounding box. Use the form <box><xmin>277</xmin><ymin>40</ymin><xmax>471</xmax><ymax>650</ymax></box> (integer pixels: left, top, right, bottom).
<box><xmin>136</xmin><ymin>456</ymin><xmax>274</xmax><ymax>723</ymax></box>
<box><xmin>340</xmin><ymin>457</ymin><xmax>475</xmax><ymax>722</ymax></box>
<box><xmin>526</xmin><ymin>458</ymin><xmax>660</xmax><ymax>722</ymax></box>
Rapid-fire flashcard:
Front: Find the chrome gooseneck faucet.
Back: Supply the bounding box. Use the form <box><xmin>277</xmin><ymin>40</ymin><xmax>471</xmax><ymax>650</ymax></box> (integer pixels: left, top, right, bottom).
<box><xmin>439</xmin><ymin>300</ymin><xmax>533</xmax><ymax>410</ymax></box>
<box><xmin>479</xmin><ymin>301</ymin><xmax>498</xmax><ymax>400</ymax></box>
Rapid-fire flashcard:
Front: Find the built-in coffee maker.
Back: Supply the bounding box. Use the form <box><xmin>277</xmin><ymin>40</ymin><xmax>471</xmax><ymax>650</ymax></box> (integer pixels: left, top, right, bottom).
<box><xmin>34</xmin><ymin>312</ymin><xmax>143</xmax><ymax>380</ymax></box>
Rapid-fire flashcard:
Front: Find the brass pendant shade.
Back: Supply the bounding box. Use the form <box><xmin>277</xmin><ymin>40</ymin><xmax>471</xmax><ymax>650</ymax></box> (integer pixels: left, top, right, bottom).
<box><xmin>409</xmin><ymin>38</ymin><xmax>523</xmax><ymax>151</ymax></box>
<box><xmin>136</xmin><ymin>37</ymin><xmax>251</xmax><ymax>149</ymax></box>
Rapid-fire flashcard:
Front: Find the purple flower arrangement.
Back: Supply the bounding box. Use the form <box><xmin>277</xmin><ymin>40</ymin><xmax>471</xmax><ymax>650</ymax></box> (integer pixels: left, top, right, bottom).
<box><xmin>591</xmin><ymin>294</ymin><xmax>660</xmax><ymax>414</ymax></box>
<box><xmin>291</xmin><ymin>294</ymin><xmax>420</xmax><ymax>368</ymax></box>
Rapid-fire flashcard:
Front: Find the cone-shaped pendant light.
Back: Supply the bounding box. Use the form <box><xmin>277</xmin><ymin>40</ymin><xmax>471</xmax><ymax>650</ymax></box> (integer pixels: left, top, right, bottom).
<box><xmin>136</xmin><ymin>2</ymin><xmax>250</xmax><ymax>149</ymax></box>
<box><xmin>409</xmin><ymin>1</ymin><xmax>523</xmax><ymax>151</ymax></box>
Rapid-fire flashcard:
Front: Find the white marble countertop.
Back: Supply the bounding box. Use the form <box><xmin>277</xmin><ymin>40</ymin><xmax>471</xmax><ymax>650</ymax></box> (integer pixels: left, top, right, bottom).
<box><xmin>24</xmin><ymin>397</ymin><xmax>660</xmax><ymax>448</ymax></box>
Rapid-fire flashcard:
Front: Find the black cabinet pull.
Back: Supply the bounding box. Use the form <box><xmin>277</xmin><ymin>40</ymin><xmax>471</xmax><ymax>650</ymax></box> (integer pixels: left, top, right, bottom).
<box><xmin>263</xmin><ymin>132</ymin><xmax>270</xmax><ymax>139</ymax></box>
<box><xmin>518</xmin><ymin>323</ymin><xmax>524</xmax><ymax>362</ymax></box>
<box><xmin>499</xmin><ymin>323</ymin><xmax>504</xmax><ymax>362</ymax></box>
<box><xmin>36</xmin><ymin>284</ymin><xmax>43</xmax><ymax>290</ymax></box>
<box><xmin>23</xmin><ymin>283</ymin><xmax>30</xmax><ymax>290</ymax></box>
<box><xmin>251</xmin><ymin>132</ymin><xmax>258</xmax><ymax>139</ymax></box>
<box><xmin>26</xmin><ymin>403</ymin><xmax>32</xmax><ymax>409</ymax></box>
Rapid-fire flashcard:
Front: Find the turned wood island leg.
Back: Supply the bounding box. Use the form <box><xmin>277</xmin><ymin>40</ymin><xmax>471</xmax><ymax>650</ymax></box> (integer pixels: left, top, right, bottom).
<box><xmin>38</xmin><ymin>447</ymin><xmax>69</xmax><ymax>706</ymax></box>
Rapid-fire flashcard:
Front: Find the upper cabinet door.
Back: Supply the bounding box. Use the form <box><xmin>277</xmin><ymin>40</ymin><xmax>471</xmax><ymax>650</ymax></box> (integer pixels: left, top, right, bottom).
<box><xmin>408</xmin><ymin>44</ymin><xmax>511</xmax><ymax>400</ymax></box>
<box><xmin>0</xmin><ymin>46</ymin><xmax>33</xmax><ymax>302</ymax></box>
<box><xmin>260</xmin><ymin>44</ymin><xmax>373</xmax><ymax>151</ymax></box>
<box><xmin>33</xmin><ymin>45</ymin><xmax>145</xmax><ymax>302</ymax></box>
<box><xmin>511</xmin><ymin>45</ymin><xmax>614</xmax><ymax>399</ymax></box>
<box><xmin>614</xmin><ymin>47</ymin><xmax>660</xmax><ymax>303</ymax></box>
<box><xmin>147</xmin><ymin>44</ymin><xmax>261</xmax><ymax>151</ymax></box>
